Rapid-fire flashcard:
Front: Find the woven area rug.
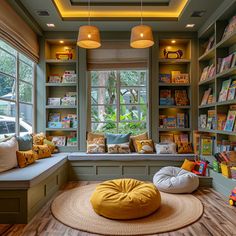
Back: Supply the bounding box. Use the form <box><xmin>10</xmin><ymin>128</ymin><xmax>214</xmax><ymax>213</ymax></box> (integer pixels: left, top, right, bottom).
<box><xmin>51</xmin><ymin>184</ymin><xmax>203</xmax><ymax>235</ymax></box>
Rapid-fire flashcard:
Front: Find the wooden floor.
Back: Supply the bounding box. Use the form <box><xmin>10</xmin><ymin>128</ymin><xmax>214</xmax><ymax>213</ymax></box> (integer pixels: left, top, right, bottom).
<box><xmin>1</xmin><ymin>181</ymin><xmax>236</xmax><ymax>236</ymax></box>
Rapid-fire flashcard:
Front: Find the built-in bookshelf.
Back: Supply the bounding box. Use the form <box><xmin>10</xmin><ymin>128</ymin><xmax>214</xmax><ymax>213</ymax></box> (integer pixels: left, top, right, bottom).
<box><xmin>198</xmin><ymin>2</ymin><xmax>236</xmax><ymax>191</ymax></box>
<box><xmin>44</xmin><ymin>39</ymin><xmax>79</xmax><ymax>151</ymax></box>
<box><xmin>157</xmin><ymin>38</ymin><xmax>194</xmax><ymax>148</ymax></box>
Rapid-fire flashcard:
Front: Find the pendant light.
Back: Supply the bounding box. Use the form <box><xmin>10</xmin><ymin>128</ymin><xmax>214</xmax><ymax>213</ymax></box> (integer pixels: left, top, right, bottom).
<box><xmin>130</xmin><ymin>0</ymin><xmax>154</xmax><ymax>48</ymax></box>
<box><xmin>77</xmin><ymin>0</ymin><xmax>101</xmax><ymax>49</ymax></box>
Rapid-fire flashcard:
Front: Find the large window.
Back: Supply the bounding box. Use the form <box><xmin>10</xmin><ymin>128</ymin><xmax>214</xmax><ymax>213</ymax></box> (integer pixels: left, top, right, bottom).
<box><xmin>90</xmin><ymin>70</ymin><xmax>148</xmax><ymax>135</ymax></box>
<box><xmin>0</xmin><ymin>40</ymin><xmax>34</xmax><ymax>138</ymax></box>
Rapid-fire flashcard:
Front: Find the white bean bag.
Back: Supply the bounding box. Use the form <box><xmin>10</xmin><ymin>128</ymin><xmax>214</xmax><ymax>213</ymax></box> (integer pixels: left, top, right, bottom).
<box><xmin>153</xmin><ymin>166</ymin><xmax>199</xmax><ymax>193</ymax></box>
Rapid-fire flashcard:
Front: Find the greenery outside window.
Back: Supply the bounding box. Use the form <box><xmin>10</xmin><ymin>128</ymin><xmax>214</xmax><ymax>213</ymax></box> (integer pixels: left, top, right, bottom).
<box><xmin>0</xmin><ymin>39</ymin><xmax>35</xmax><ymax>138</ymax></box>
<box><xmin>90</xmin><ymin>70</ymin><xmax>148</xmax><ymax>135</ymax></box>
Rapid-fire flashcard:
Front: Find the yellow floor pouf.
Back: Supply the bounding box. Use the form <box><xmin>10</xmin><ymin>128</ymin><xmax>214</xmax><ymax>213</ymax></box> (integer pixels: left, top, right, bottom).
<box><xmin>90</xmin><ymin>178</ymin><xmax>161</xmax><ymax>220</ymax></box>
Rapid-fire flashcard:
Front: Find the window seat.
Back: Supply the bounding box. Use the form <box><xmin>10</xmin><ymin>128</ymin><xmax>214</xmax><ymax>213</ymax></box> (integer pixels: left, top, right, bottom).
<box><xmin>0</xmin><ymin>153</ymin><xmax>68</xmax><ymax>223</ymax></box>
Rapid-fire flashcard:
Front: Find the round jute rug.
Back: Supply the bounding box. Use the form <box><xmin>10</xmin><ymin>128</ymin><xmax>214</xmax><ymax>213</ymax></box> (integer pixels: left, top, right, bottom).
<box><xmin>51</xmin><ymin>184</ymin><xmax>203</xmax><ymax>235</ymax></box>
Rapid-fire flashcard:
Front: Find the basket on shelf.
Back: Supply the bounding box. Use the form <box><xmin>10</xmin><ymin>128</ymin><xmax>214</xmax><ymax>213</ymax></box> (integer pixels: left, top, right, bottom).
<box><xmin>230</xmin><ymin>167</ymin><xmax>236</xmax><ymax>179</ymax></box>
<box><xmin>220</xmin><ymin>161</ymin><xmax>236</xmax><ymax>178</ymax></box>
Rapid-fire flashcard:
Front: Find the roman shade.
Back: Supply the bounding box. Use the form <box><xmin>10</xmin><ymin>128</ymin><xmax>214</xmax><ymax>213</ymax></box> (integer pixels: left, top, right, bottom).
<box><xmin>87</xmin><ymin>41</ymin><xmax>149</xmax><ymax>70</ymax></box>
<box><xmin>0</xmin><ymin>0</ymin><xmax>39</xmax><ymax>62</ymax></box>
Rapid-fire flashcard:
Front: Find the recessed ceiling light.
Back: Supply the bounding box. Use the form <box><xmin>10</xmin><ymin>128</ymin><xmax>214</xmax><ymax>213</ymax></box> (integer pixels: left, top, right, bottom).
<box><xmin>59</xmin><ymin>40</ymin><xmax>64</xmax><ymax>44</ymax></box>
<box><xmin>47</xmin><ymin>23</ymin><xmax>55</xmax><ymax>27</ymax></box>
<box><xmin>171</xmin><ymin>40</ymin><xmax>176</xmax><ymax>43</ymax></box>
<box><xmin>186</xmin><ymin>24</ymin><xmax>195</xmax><ymax>28</ymax></box>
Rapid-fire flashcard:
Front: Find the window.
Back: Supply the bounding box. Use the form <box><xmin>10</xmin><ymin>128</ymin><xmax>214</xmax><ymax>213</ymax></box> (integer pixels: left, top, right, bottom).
<box><xmin>0</xmin><ymin>39</ymin><xmax>34</xmax><ymax>138</ymax></box>
<box><xmin>90</xmin><ymin>70</ymin><xmax>148</xmax><ymax>135</ymax></box>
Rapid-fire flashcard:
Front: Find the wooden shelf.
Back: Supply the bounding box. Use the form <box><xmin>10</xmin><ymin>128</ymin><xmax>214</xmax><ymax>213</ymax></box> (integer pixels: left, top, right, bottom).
<box><xmin>158</xmin><ymin>58</ymin><xmax>191</xmax><ymax>64</ymax></box>
<box><xmin>216</xmin><ymin>30</ymin><xmax>236</xmax><ymax>48</ymax></box>
<box><xmin>198</xmin><ymin>128</ymin><xmax>216</xmax><ymax>133</ymax></box>
<box><xmin>159</xmin><ymin>128</ymin><xmax>191</xmax><ymax>132</ymax></box>
<box><xmin>198</xmin><ymin>47</ymin><xmax>215</xmax><ymax>61</ymax></box>
<box><xmin>45</xmin><ymin>59</ymin><xmax>77</xmax><ymax>65</ymax></box>
<box><xmin>45</xmin><ymin>83</ymin><xmax>77</xmax><ymax>87</ymax></box>
<box><xmin>216</xmin><ymin>66</ymin><xmax>236</xmax><ymax>79</ymax></box>
<box><xmin>217</xmin><ymin>100</ymin><xmax>236</xmax><ymax>106</ymax></box>
<box><xmin>46</xmin><ymin>128</ymin><xmax>77</xmax><ymax>131</ymax></box>
<box><xmin>159</xmin><ymin>105</ymin><xmax>191</xmax><ymax>109</ymax></box>
<box><xmin>216</xmin><ymin>130</ymin><xmax>236</xmax><ymax>136</ymax></box>
<box><xmin>46</xmin><ymin>105</ymin><xmax>77</xmax><ymax>109</ymax></box>
<box><xmin>198</xmin><ymin>76</ymin><xmax>215</xmax><ymax>86</ymax></box>
<box><xmin>159</xmin><ymin>83</ymin><xmax>191</xmax><ymax>87</ymax></box>
<box><xmin>198</xmin><ymin>103</ymin><xmax>216</xmax><ymax>109</ymax></box>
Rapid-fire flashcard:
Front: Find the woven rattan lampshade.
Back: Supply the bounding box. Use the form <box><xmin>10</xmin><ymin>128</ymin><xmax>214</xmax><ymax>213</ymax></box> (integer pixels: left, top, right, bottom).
<box><xmin>77</xmin><ymin>25</ymin><xmax>101</xmax><ymax>49</ymax></box>
<box><xmin>130</xmin><ymin>25</ymin><xmax>154</xmax><ymax>48</ymax></box>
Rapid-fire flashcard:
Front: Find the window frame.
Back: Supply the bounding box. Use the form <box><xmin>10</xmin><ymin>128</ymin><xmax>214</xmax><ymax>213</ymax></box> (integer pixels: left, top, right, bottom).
<box><xmin>0</xmin><ymin>39</ymin><xmax>35</xmax><ymax>136</ymax></box>
<box><xmin>89</xmin><ymin>69</ymin><xmax>148</xmax><ymax>134</ymax></box>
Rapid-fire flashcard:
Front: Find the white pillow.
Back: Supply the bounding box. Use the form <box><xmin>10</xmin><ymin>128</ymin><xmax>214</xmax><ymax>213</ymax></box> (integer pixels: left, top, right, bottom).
<box><xmin>0</xmin><ymin>137</ymin><xmax>18</xmax><ymax>173</ymax></box>
<box><xmin>155</xmin><ymin>142</ymin><xmax>176</xmax><ymax>154</ymax></box>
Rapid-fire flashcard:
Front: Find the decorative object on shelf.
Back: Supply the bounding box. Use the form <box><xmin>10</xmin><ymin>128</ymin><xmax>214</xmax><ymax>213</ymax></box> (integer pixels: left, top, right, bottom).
<box><xmin>163</xmin><ymin>48</ymin><xmax>183</xmax><ymax>59</ymax></box>
<box><xmin>56</xmin><ymin>47</ymin><xmax>73</xmax><ymax>60</ymax></box>
<box><xmin>62</xmin><ymin>71</ymin><xmax>77</xmax><ymax>83</ymax></box>
<box><xmin>130</xmin><ymin>0</ymin><xmax>154</xmax><ymax>48</ymax></box>
<box><xmin>77</xmin><ymin>0</ymin><xmax>101</xmax><ymax>49</ymax></box>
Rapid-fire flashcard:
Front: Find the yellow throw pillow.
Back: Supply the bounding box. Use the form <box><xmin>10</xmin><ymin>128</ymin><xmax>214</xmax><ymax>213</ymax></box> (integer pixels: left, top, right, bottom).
<box><xmin>181</xmin><ymin>159</ymin><xmax>195</xmax><ymax>172</ymax></box>
<box><xmin>136</xmin><ymin>139</ymin><xmax>154</xmax><ymax>154</ymax></box>
<box><xmin>130</xmin><ymin>132</ymin><xmax>148</xmax><ymax>152</ymax></box>
<box><xmin>16</xmin><ymin>150</ymin><xmax>36</xmax><ymax>168</ymax></box>
<box><xmin>33</xmin><ymin>133</ymin><xmax>46</xmax><ymax>145</ymax></box>
<box><xmin>32</xmin><ymin>144</ymin><xmax>51</xmax><ymax>159</ymax></box>
<box><xmin>43</xmin><ymin>139</ymin><xmax>56</xmax><ymax>153</ymax></box>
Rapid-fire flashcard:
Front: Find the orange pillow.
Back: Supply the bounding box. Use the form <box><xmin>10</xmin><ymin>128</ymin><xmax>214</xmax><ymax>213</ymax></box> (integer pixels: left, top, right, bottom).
<box><xmin>181</xmin><ymin>159</ymin><xmax>195</xmax><ymax>172</ymax></box>
<box><xmin>130</xmin><ymin>132</ymin><xmax>148</xmax><ymax>152</ymax></box>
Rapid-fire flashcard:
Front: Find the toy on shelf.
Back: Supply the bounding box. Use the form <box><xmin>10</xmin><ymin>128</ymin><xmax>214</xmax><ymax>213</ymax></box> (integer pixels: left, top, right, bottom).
<box><xmin>229</xmin><ymin>188</ymin><xmax>236</xmax><ymax>206</ymax></box>
<box><xmin>56</xmin><ymin>47</ymin><xmax>73</xmax><ymax>60</ymax></box>
<box><xmin>163</xmin><ymin>48</ymin><xmax>183</xmax><ymax>59</ymax></box>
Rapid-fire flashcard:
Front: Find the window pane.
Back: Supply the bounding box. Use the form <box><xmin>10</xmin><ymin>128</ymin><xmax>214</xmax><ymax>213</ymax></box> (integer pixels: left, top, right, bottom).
<box><xmin>120</xmin><ymin>88</ymin><xmax>139</xmax><ymax>104</ymax></box>
<box><xmin>120</xmin><ymin>105</ymin><xmax>139</xmax><ymax>121</ymax></box>
<box><xmin>91</xmin><ymin>122</ymin><xmax>117</xmax><ymax>133</ymax></box>
<box><xmin>19</xmin><ymin>82</ymin><xmax>32</xmax><ymax>103</ymax></box>
<box><xmin>0</xmin><ymin>101</ymin><xmax>16</xmax><ymax>138</ymax></box>
<box><xmin>91</xmin><ymin>87</ymin><xmax>116</xmax><ymax>105</ymax></box>
<box><xmin>120</xmin><ymin>70</ymin><xmax>146</xmax><ymax>86</ymax></box>
<box><xmin>19</xmin><ymin>61</ymin><xmax>33</xmax><ymax>83</ymax></box>
<box><xmin>118</xmin><ymin>122</ymin><xmax>147</xmax><ymax>135</ymax></box>
<box><xmin>140</xmin><ymin>88</ymin><xmax>147</xmax><ymax>103</ymax></box>
<box><xmin>0</xmin><ymin>49</ymin><xmax>16</xmax><ymax>77</ymax></box>
<box><xmin>0</xmin><ymin>74</ymin><xmax>16</xmax><ymax>100</ymax></box>
<box><xmin>91</xmin><ymin>71</ymin><xmax>117</xmax><ymax>87</ymax></box>
<box><xmin>0</xmin><ymin>41</ymin><xmax>16</xmax><ymax>56</ymax></box>
<box><xmin>19</xmin><ymin>103</ymin><xmax>33</xmax><ymax>135</ymax></box>
<box><xmin>91</xmin><ymin>105</ymin><xmax>117</xmax><ymax>122</ymax></box>
<box><xmin>19</xmin><ymin>54</ymin><xmax>33</xmax><ymax>66</ymax></box>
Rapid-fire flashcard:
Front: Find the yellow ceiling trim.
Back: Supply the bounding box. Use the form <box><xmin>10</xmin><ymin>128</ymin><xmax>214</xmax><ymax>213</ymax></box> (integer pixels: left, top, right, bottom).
<box><xmin>53</xmin><ymin>0</ymin><xmax>189</xmax><ymax>19</ymax></box>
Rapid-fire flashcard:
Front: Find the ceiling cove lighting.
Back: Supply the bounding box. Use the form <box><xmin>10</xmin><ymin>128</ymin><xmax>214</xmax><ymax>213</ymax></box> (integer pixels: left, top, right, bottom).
<box><xmin>130</xmin><ymin>0</ymin><xmax>154</xmax><ymax>48</ymax></box>
<box><xmin>46</xmin><ymin>23</ymin><xmax>55</xmax><ymax>27</ymax></box>
<box><xmin>186</xmin><ymin>24</ymin><xmax>195</xmax><ymax>28</ymax></box>
<box><xmin>77</xmin><ymin>0</ymin><xmax>101</xmax><ymax>49</ymax></box>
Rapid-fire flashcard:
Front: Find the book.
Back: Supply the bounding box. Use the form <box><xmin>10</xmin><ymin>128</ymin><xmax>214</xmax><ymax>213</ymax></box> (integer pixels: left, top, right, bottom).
<box><xmin>48</xmin><ymin>74</ymin><xmax>61</xmax><ymax>83</ymax></box>
<box><xmin>48</xmin><ymin>122</ymin><xmax>62</xmax><ymax>128</ymax></box>
<box><xmin>218</xmin><ymin>79</ymin><xmax>232</xmax><ymax>102</ymax></box>
<box><xmin>66</xmin><ymin>92</ymin><xmax>77</xmax><ymax>98</ymax></box>
<box><xmin>48</xmin><ymin>113</ymin><xmax>60</xmax><ymax>122</ymax></box>
<box><xmin>220</xmin><ymin>54</ymin><xmax>234</xmax><ymax>73</ymax></box>
<box><xmin>222</xmin><ymin>15</ymin><xmax>236</xmax><ymax>39</ymax></box>
<box><xmin>175</xmin><ymin>74</ymin><xmax>189</xmax><ymax>84</ymax></box>
<box><xmin>201</xmin><ymin>88</ymin><xmax>212</xmax><ymax>105</ymax></box>
<box><xmin>224</xmin><ymin>110</ymin><xmax>236</xmax><ymax>131</ymax></box>
<box><xmin>62</xmin><ymin>71</ymin><xmax>77</xmax><ymax>83</ymax></box>
<box><xmin>159</xmin><ymin>74</ymin><xmax>171</xmax><ymax>83</ymax></box>
<box><xmin>201</xmin><ymin>137</ymin><xmax>213</xmax><ymax>156</ymax></box>
<box><xmin>52</xmin><ymin>136</ymin><xmax>66</xmax><ymax>146</ymax></box>
<box><xmin>204</xmin><ymin>35</ymin><xmax>215</xmax><ymax>53</ymax></box>
<box><xmin>231</xmin><ymin>52</ymin><xmax>236</xmax><ymax>68</ymax></box>
<box><xmin>177</xmin><ymin>113</ymin><xmax>185</xmax><ymax>128</ymax></box>
<box><xmin>217</xmin><ymin>113</ymin><xmax>227</xmax><ymax>131</ymax></box>
<box><xmin>165</xmin><ymin>116</ymin><xmax>177</xmax><ymax>128</ymax></box>
<box><xmin>208</xmin><ymin>65</ymin><xmax>216</xmax><ymax>78</ymax></box>
<box><xmin>200</xmin><ymin>66</ymin><xmax>209</xmax><ymax>82</ymax></box>
<box><xmin>175</xmin><ymin>90</ymin><xmax>189</xmax><ymax>106</ymax></box>
<box><xmin>61</xmin><ymin>97</ymin><xmax>76</xmax><ymax>106</ymax></box>
<box><xmin>160</xmin><ymin>90</ymin><xmax>174</xmax><ymax>105</ymax></box>
<box><xmin>160</xmin><ymin>133</ymin><xmax>174</xmax><ymax>143</ymax></box>
<box><xmin>48</xmin><ymin>97</ymin><xmax>61</xmax><ymax>106</ymax></box>
<box><xmin>159</xmin><ymin>115</ymin><xmax>167</xmax><ymax>128</ymax></box>
<box><xmin>174</xmin><ymin>133</ymin><xmax>189</xmax><ymax>144</ymax></box>
<box><xmin>199</xmin><ymin>114</ymin><xmax>207</xmax><ymax>129</ymax></box>
<box><xmin>206</xmin><ymin>110</ymin><xmax>216</xmax><ymax>130</ymax></box>
<box><xmin>227</xmin><ymin>80</ymin><xmax>236</xmax><ymax>100</ymax></box>
<box><xmin>171</xmin><ymin>71</ymin><xmax>181</xmax><ymax>83</ymax></box>
<box><xmin>67</xmin><ymin>135</ymin><xmax>77</xmax><ymax>146</ymax></box>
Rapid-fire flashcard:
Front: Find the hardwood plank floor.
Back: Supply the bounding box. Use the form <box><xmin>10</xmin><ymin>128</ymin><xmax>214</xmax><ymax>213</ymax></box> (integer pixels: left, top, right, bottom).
<box><xmin>1</xmin><ymin>181</ymin><xmax>236</xmax><ymax>236</ymax></box>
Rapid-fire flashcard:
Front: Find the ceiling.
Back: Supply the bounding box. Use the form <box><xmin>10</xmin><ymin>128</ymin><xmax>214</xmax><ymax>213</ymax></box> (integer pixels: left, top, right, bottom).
<box><xmin>10</xmin><ymin>0</ymin><xmax>225</xmax><ymax>32</ymax></box>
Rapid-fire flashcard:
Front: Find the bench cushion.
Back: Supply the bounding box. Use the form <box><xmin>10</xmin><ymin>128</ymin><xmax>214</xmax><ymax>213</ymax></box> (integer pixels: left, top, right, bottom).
<box><xmin>68</xmin><ymin>152</ymin><xmax>195</xmax><ymax>161</ymax></box>
<box><xmin>0</xmin><ymin>153</ymin><xmax>68</xmax><ymax>189</ymax></box>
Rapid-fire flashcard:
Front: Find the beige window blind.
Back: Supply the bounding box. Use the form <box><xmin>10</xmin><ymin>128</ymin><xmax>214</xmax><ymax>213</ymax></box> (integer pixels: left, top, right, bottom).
<box><xmin>87</xmin><ymin>41</ymin><xmax>149</xmax><ymax>70</ymax></box>
<box><xmin>0</xmin><ymin>0</ymin><xmax>39</xmax><ymax>62</ymax></box>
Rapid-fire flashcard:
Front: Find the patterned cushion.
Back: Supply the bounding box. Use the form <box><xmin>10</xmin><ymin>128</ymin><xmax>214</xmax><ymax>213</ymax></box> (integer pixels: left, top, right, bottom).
<box><xmin>16</xmin><ymin>150</ymin><xmax>36</xmax><ymax>168</ymax></box>
<box><xmin>105</xmin><ymin>133</ymin><xmax>131</xmax><ymax>144</ymax></box>
<box><xmin>107</xmin><ymin>143</ymin><xmax>130</xmax><ymax>154</ymax></box>
<box><xmin>155</xmin><ymin>142</ymin><xmax>176</xmax><ymax>154</ymax></box>
<box><xmin>130</xmin><ymin>132</ymin><xmax>148</xmax><ymax>152</ymax></box>
<box><xmin>43</xmin><ymin>139</ymin><xmax>56</xmax><ymax>153</ymax></box>
<box><xmin>32</xmin><ymin>144</ymin><xmax>51</xmax><ymax>159</ymax></box>
<box><xmin>87</xmin><ymin>132</ymin><xmax>104</xmax><ymax>141</ymax></box>
<box><xmin>136</xmin><ymin>139</ymin><xmax>154</xmax><ymax>154</ymax></box>
<box><xmin>87</xmin><ymin>138</ymin><xmax>106</xmax><ymax>153</ymax></box>
<box><xmin>33</xmin><ymin>133</ymin><xmax>46</xmax><ymax>145</ymax></box>
<box><xmin>17</xmin><ymin>134</ymin><xmax>33</xmax><ymax>151</ymax></box>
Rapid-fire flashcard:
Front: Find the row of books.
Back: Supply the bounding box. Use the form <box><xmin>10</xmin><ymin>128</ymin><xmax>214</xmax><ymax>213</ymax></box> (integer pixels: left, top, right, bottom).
<box><xmin>51</xmin><ymin>133</ymin><xmax>77</xmax><ymax>147</ymax></box>
<box><xmin>217</xmin><ymin>52</ymin><xmax>236</xmax><ymax>74</ymax></box>
<box><xmin>48</xmin><ymin>71</ymin><xmax>77</xmax><ymax>84</ymax></box>
<box><xmin>203</xmin><ymin>35</ymin><xmax>215</xmax><ymax>55</ymax></box>
<box><xmin>160</xmin><ymin>89</ymin><xmax>189</xmax><ymax>106</ymax></box>
<box><xmin>48</xmin><ymin>113</ymin><xmax>77</xmax><ymax>129</ymax></box>
<box><xmin>159</xmin><ymin>71</ymin><xmax>189</xmax><ymax>84</ymax></box>
<box><xmin>159</xmin><ymin>113</ymin><xmax>188</xmax><ymax>129</ymax></box>
<box><xmin>218</xmin><ymin>79</ymin><xmax>236</xmax><ymax>102</ymax></box>
<box><xmin>222</xmin><ymin>15</ymin><xmax>236</xmax><ymax>40</ymax></box>
<box><xmin>200</xmin><ymin>64</ymin><xmax>216</xmax><ymax>82</ymax></box>
<box><xmin>159</xmin><ymin>133</ymin><xmax>189</xmax><ymax>144</ymax></box>
<box><xmin>199</xmin><ymin>110</ymin><xmax>216</xmax><ymax>130</ymax></box>
<box><xmin>216</xmin><ymin>140</ymin><xmax>236</xmax><ymax>153</ymax></box>
<box><xmin>48</xmin><ymin>94</ymin><xmax>77</xmax><ymax>106</ymax></box>
<box><xmin>200</xmin><ymin>88</ymin><xmax>215</xmax><ymax>106</ymax></box>
<box><xmin>218</xmin><ymin>106</ymin><xmax>236</xmax><ymax>132</ymax></box>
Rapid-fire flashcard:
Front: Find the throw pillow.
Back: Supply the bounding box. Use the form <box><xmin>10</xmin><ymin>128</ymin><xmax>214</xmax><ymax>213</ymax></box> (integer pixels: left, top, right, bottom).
<box><xmin>155</xmin><ymin>142</ymin><xmax>176</xmax><ymax>154</ymax></box>
<box><xmin>106</xmin><ymin>133</ymin><xmax>131</xmax><ymax>154</ymax></box>
<box><xmin>16</xmin><ymin>150</ymin><xmax>36</xmax><ymax>168</ymax></box>
<box><xmin>17</xmin><ymin>133</ymin><xmax>33</xmax><ymax>151</ymax></box>
<box><xmin>32</xmin><ymin>144</ymin><xmax>51</xmax><ymax>159</ymax></box>
<box><xmin>136</xmin><ymin>139</ymin><xmax>154</xmax><ymax>154</ymax></box>
<box><xmin>130</xmin><ymin>132</ymin><xmax>148</xmax><ymax>152</ymax></box>
<box><xmin>87</xmin><ymin>132</ymin><xmax>105</xmax><ymax>141</ymax></box>
<box><xmin>33</xmin><ymin>133</ymin><xmax>46</xmax><ymax>145</ymax></box>
<box><xmin>181</xmin><ymin>159</ymin><xmax>196</xmax><ymax>172</ymax></box>
<box><xmin>177</xmin><ymin>142</ymin><xmax>194</xmax><ymax>154</ymax></box>
<box><xmin>87</xmin><ymin>138</ymin><xmax>106</xmax><ymax>153</ymax></box>
<box><xmin>0</xmin><ymin>137</ymin><xmax>18</xmax><ymax>173</ymax></box>
<box><xmin>43</xmin><ymin>139</ymin><xmax>56</xmax><ymax>153</ymax></box>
